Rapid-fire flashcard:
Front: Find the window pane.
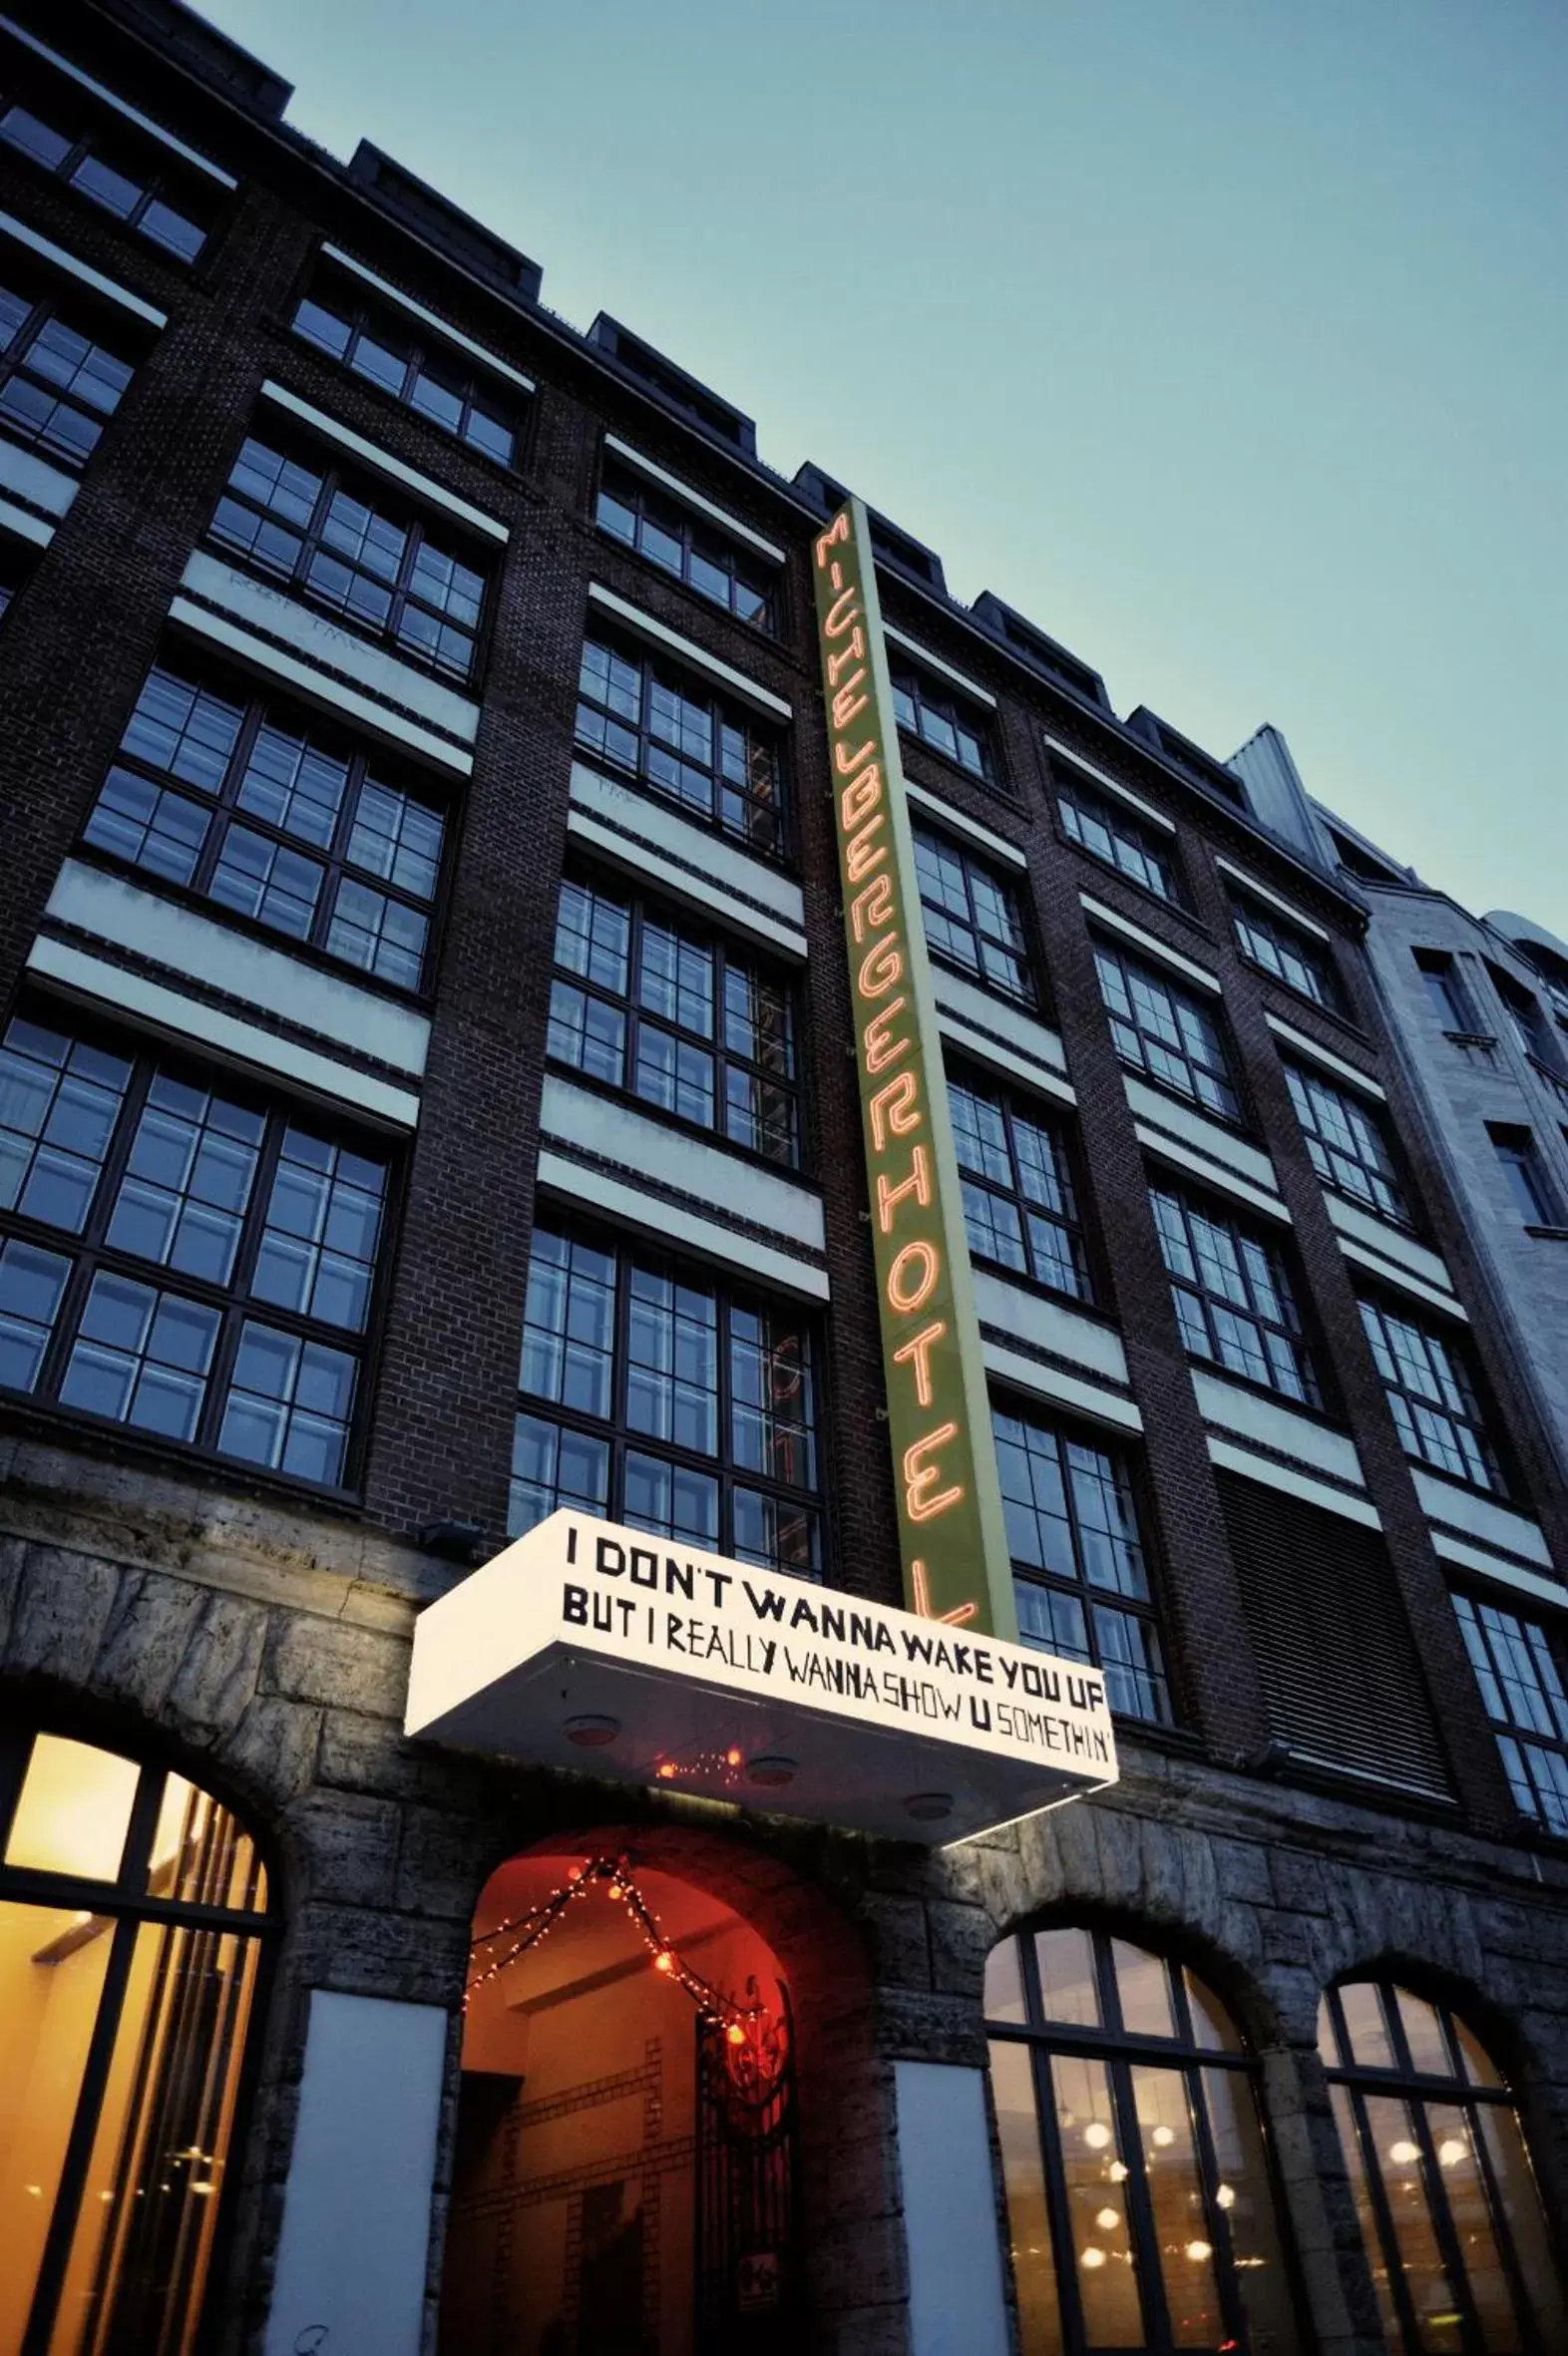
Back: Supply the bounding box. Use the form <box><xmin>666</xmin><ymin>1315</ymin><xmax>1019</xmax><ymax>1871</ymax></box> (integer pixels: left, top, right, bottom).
<box><xmin>0</xmin><ymin>1236</ymin><xmax>70</xmax><ymax>1392</ymax></box>
<box><xmin>1129</xmin><ymin>2063</ymin><xmax>1224</xmax><ymax>2345</ymax></box>
<box><xmin>983</xmin><ymin>1937</ymin><xmax>1026</xmax><ymax>2025</ymax></box>
<box><xmin>1361</xmin><ymin>2091</ymin><xmax>1462</xmax><ymax>2353</ymax></box>
<box><xmin>520</xmin><ymin>1232</ymin><xmax>617</xmax><ymax>1417</ymax></box>
<box><xmin>1422</xmin><ymin>2102</ymin><xmax>1519</xmax><ymax>2350</ymax></box>
<box><xmin>1394</xmin><ymin>1988</ymin><xmax>1450</xmax><ymax>2079</ymax></box>
<box><xmin>5</xmin><ymin>1737</ymin><xmax>139</xmax><ymax>1880</ymax></box>
<box><xmin>1339</xmin><ymin>1981</ymin><xmax>1396</xmax><ymax>2069</ymax></box>
<box><xmin>508</xmin><ymin>1412</ymin><xmax>609</xmax><ymax>1537</ymax></box>
<box><xmin>1033</xmin><ymin>1927</ymin><xmax>1101</xmax><ymax>2027</ymax></box>
<box><xmin>1329</xmin><ymin>2084</ymin><xmax>1403</xmax><ymax>2345</ymax></box>
<box><xmin>1112</xmin><ymin>1940</ymin><xmax>1175</xmax><ymax>2039</ymax></box>
<box><xmin>1184</xmin><ymin>1971</ymin><xmax>1243</xmax><ymax>2056</ymax></box>
<box><xmin>1475</xmin><ymin>2105</ymin><xmax>1568</xmax><ymax>2345</ymax></box>
<box><xmin>218</xmin><ymin>1323</ymin><xmax>355</xmax><ymax>1485</ymax></box>
<box><xmin>1049</xmin><ymin>2052</ymin><xmax>1145</xmax><ymax>2345</ymax></box>
<box><xmin>1200</xmin><ymin>2066</ymin><xmax>1301</xmax><ymax>2356</ymax></box>
<box><xmin>988</xmin><ymin>2040</ymin><xmax>1061</xmax><ymax>2356</ymax></box>
<box><xmin>61</xmin><ymin>1275</ymin><xmax>218</xmax><ymax>1440</ymax></box>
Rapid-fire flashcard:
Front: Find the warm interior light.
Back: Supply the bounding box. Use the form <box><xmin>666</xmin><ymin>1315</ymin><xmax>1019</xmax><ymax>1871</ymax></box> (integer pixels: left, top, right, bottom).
<box><xmin>1437</xmin><ymin>2137</ymin><xmax>1467</xmax><ymax>2168</ymax></box>
<box><xmin>1095</xmin><ymin>2206</ymin><xmax>1120</xmax><ymax>2230</ymax></box>
<box><xmin>606</xmin><ymin>1882</ymin><xmax>622</xmax><ymax>1901</ymax></box>
<box><xmin>1216</xmin><ymin>2183</ymin><xmax>1236</xmax><ymax>2209</ymax></box>
<box><xmin>1107</xmin><ymin>2160</ymin><xmax>1129</xmax><ymax>2182</ymax></box>
<box><xmin>725</xmin><ymin>2023</ymin><xmax>747</xmax><ymax>2046</ymax></box>
<box><xmin>1082</xmin><ymin>2122</ymin><xmax>1112</xmax><ymax>2150</ymax></box>
<box><xmin>1079</xmin><ymin>2246</ymin><xmax>1106</xmax><ymax>2270</ymax></box>
<box><xmin>1388</xmin><ymin>2139</ymin><xmax>1420</xmax><ymax>2165</ymax></box>
<box><xmin>1151</xmin><ymin>2125</ymin><xmax>1175</xmax><ymax>2148</ymax></box>
<box><xmin>653</xmin><ymin>1950</ymin><xmax>674</xmax><ymax>1974</ymax></box>
<box><xmin>5</xmin><ymin>1737</ymin><xmax>140</xmax><ymax>1881</ymax></box>
<box><xmin>563</xmin><ymin>1716</ymin><xmax>620</xmax><ymax>1750</ymax></box>
<box><xmin>725</xmin><ymin>1748</ymin><xmax>742</xmax><ymax>1767</ymax></box>
<box><xmin>1185</xmin><ymin>2239</ymin><xmax>1213</xmax><ymax>2262</ymax></box>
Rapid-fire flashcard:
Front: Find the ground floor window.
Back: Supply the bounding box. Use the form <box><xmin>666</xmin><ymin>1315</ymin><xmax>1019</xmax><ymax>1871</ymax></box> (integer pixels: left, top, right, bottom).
<box><xmin>0</xmin><ymin>1723</ymin><xmax>272</xmax><ymax>2354</ymax></box>
<box><xmin>1320</xmin><ymin>1978</ymin><xmax>1565</xmax><ymax>2353</ymax></box>
<box><xmin>984</xmin><ymin>1924</ymin><xmax>1299</xmax><ymax>2354</ymax></box>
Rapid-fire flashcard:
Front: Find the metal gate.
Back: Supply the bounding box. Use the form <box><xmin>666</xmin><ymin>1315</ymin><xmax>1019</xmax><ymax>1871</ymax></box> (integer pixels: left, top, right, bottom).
<box><xmin>693</xmin><ymin>1984</ymin><xmax>802</xmax><ymax>2355</ymax></box>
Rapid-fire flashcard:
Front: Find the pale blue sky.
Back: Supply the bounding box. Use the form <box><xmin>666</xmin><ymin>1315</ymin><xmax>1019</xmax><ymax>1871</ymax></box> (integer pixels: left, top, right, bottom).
<box><xmin>197</xmin><ymin>0</ymin><xmax>1566</xmax><ymax>929</ymax></box>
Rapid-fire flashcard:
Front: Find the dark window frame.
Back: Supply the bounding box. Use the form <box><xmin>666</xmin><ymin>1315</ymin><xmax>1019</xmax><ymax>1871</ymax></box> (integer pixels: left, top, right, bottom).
<box><xmin>78</xmin><ymin>654</ymin><xmax>455</xmax><ymax>997</ymax></box>
<box><xmin>1488</xmin><ymin>1124</ymin><xmax>1560</xmax><ymax>1227</ymax></box>
<box><xmin>1093</xmin><ymin>939</ymin><xmax>1244</xmax><ymax>1124</ymax></box>
<box><xmin>207</xmin><ymin>430</ymin><xmax>491</xmax><ymax>685</ymax></box>
<box><xmin>512</xmin><ymin>1222</ymin><xmax>829</xmax><ymax>1581</ymax></box>
<box><xmin>1150</xmin><ymin>1179</ymin><xmax>1325</xmax><ymax>1410</ymax></box>
<box><xmin>1283</xmin><ymin>1060</ymin><xmax>1412</xmax><ymax>1228</ymax></box>
<box><xmin>0</xmin><ymin>268</ymin><xmax>137</xmax><ymax>473</ymax></box>
<box><xmin>546</xmin><ymin>868</ymin><xmax>806</xmax><ymax>1173</ymax></box>
<box><xmin>0</xmin><ymin>58</ymin><xmax>213</xmax><ymax>262</ymax></box>
<box><xmin>985</xmin><ymin>1924</ymin><xmax>1297</xmax><ymax>2356</ymax></box>
<box><xmin>574</xmin><ymin>628</ymin><xmax>789</xmax><ymax>860</ymax></box>
<box><xmin>1053</xmin><ymin>760</ymin><xmax>1182</xmax><ymax>906</ymax></box>
<box><xmin>0</xmin><ymin>1009</ymin><xmax>396</xmax><ymax>1497</ymax></box>
<box><xmin>992</xmin><ymin>1396</ymin><xmax>1175</xmax><ymax>1727</ymax></box>
<box><xmin>1414</xmin><ymin>948</ymin><xmax>1482</xmax><ymax>1036</ymax></box>
<box><xmin>891</xmin><ymin>658</ymin><xmax>994</xmax><ymax>784</ymax></box>
<box><xmin>947</xmin><ymin>1061</ymin><xmax>1094</xmax><ymax>1306</ymax></box>
<box><xmin>1319</xmin><ymin>1977</ymin><xmax>1564</xmax><ymax>2355</ymax></box>
<box><xmin>291</xmin><ymin>264</ymin><xmax>527</xmax><ymax>470</ymax></box>
<box><xmin>1229</xmin><ymin>892</ymin><xmax>1346</xmax><ymax>1014</ymax></box>
<box><xmin>594</xmin><ymin>451</ymin><xmax>779</xmax><ymax>633</ymax></box>
<box><xmin>1358</xmin><ymin>1292</ymin><xmax>1506</xmax><ymax>1497</ymax></box>
<box><xmin>913</xmin><ymin>824</ymin><xmax>1034</xmax><ymax>1003</ymax></box>
<box><xmin>1453</xmin><ymin>1588</ymin><xmax>1568</xmax><ymax>1835</ymax></box>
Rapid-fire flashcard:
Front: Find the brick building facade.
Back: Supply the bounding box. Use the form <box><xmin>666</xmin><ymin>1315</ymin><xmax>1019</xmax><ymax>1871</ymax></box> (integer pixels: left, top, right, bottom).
<box><xmin>0</xmin><ymin>5</ymin><xmax>1564</xmax><ymax>2353</ymax></box>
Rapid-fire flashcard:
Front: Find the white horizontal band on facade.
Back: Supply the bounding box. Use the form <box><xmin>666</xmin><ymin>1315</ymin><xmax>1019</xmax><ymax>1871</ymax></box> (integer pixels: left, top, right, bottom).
<box><xmin>1123</xmin><ymin>1079</ymin><xmax>1281</xmax><ymax>1195</ymax></box>
<box><xmin>320</xmin><ymin>242</ymin><xmax>537</xmax><ymax>394</ymax></box>
<box><xmin>1214</xmin><ymin>856</ymin><xmax>1332</xmax><ymax>943</ymax></box>
<box><xmin>587</xmin><ymin>583</ymin><xmax>792</xmax><ymax>721</ymax></box>
<box><xmin>1427</xmin><ymin>1527</ymin><xmax>1568</xmax><ymax>1612</ymax></box>
<box><xmin>1411</xmin><ymin>1468</ymin><xmax>1554</xmax><ymax>1569</ymax></box>
<box><xmin>1264</xmin><ymin>1011</ymin><xmax>1385</xmax><ymax>1099</ymax></box>
<box><xmin>536</xmin><ymin>1150</ymin><xmax>829</xmax><ymax>1302</ymax></box>
<box><xmin>26</xmin><ymin>938</ymin><xmax>421</xmax><ymax>1128</ymax></box>
<box><xmin>565</xmin><ymin>807</ymin><xmax>807</xmax><ymax>962</ymax></box>
<box><xmin>1134</xmin><ymin>1124</ymin><xmax>1290</xmax><ymax>1224</ymax></box>
<box><xmin>905</xmin><ymin>778</ymin><xmax>1026</xmax><ymax>871</ymax></box>
<box><xmin>569</xmin><ymin>761</ymin><xmax>806</xmax><ymax>935</ymax></box>
<box><xmin>1205</xmin><ymin>1435</ymin><xmax>1384</xmax><ymax>1530</ymax></box>
<box><xmin>46</xmin><ymin>860</ymin><xmax>431</xmax><ymax>1077</ymax></box>
<box><xmin>1336</xmin><ymin>1235</ymin><xmax>1468</xmax><ymax>1322</ymax></box>
<box><xmin>972</xmin><ymin>1268</ymin><xmax>1129</xmax><ymax>1386</ymax></box>
<box><xmin>0</xmin><ymin>438</ymin><xmax>78</xmax><ymax>522</ymax></box>
<box><xmin>938</xmin><ymin>1012</ymin><xmax>1077</xmax><ymax>1107</ymax></box>
<box><xmin>1081</xmin><ymin>895</ymin><xmax>1221</xmax><ymax>994</ymax></box>
<box><xmin>602</xmin><ymin>434</ymin><xmax>785</xmax><ymax>563</ymax></box>
<box><xmin>0</xmin><ymin>209</ymin><xmax>165</xmax><ymax>325</ymax></box>
<box><xmin>540</xmin><ymin>1077</ymin><xmax>826</xmax><ymax>1255</ymax></box>
<box><xmin>0</xmin><ymin>15</ymin><xmax>237</xmax><ymax>186</ymax></box>
<box><xmin>883</xmin><ymin>622</ymin><xmax>996</xmax><ymax>709</ymax></box>
<box><xmin>260</xmin><ymin>382</ymin><xmax>509</xmax><ymax>542</ymax></box>
<box><xmin>1043</xmin><ymin>739</ymin><xmax>1176</xmax><ymax>834</ymax></box>
<box><xmin>1191</xmin><ymin>1370</ymin><xmax>1367</xmax><ymax>1488</ymax></box>
<box><xmin>175</xmin><ymin>557</ymin><xmax>481</xmax><ymax>759</ymax></box>
<box><xmin>982</xmin><ymin>1339</ymin><xmax>1144</xmax><ymax>1433</ymax></box>
<box><xmin>1324</xmin><ymin>1191</ymin><xmax>1457</xmax><ymax>1298</ymax></box>
<box><xmin>0</xmin><ymin>495</ymin><xmax>54</xmax><ymax>548</ymax></box>
<box><xmin>931</xmin><ymin>968</ymin><xmax>1070</xmax><ymax>1078</ymax></box>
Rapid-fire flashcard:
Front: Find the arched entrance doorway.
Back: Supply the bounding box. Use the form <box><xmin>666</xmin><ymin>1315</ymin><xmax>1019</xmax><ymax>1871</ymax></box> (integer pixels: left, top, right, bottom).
<box><xmin>440</xmin><ymin>1832</ymin><xmax>803</xmax><ymax>2356</ymax></box>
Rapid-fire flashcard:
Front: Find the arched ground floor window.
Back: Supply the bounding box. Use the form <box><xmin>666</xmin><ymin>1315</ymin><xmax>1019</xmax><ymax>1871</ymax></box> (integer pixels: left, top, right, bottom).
<box><xmin>1320</xmin><ymin>1978</ymin><xmax>1565</xmax><ymax>2353</ymax></box>
<box><xmin>984</xmin><ymin>1923</ymin><xmax>1300</xmax><ymax>2355</ymax></box>
<box><xmin>0</xmin><ymin>1721</ymin><xmax>273</xmax><ymax>2356</ymax></box>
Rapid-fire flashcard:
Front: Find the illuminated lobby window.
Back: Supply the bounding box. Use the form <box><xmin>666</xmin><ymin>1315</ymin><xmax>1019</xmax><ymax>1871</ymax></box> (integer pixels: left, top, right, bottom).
<box><xmin>0</xmin><ymin>1727</ymin><xmax>273</xmax><ymax>2352</ymax></box>
<box><xmin>1319</xmin><ymin>1978</ymin><xmax>1566</xmax><ymax>2353</ymax></box>
<box><xmin>985</xmin><ymin>1925</ymin><xmax>1300</xmax><ymax>2355</ymax></box>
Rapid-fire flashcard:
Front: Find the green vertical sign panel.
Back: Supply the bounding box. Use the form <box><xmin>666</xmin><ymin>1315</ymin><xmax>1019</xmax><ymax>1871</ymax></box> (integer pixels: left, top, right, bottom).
<box><xmin>811</xmin><ymin>499</ymin><xmax>1017</xmax><ymax>1640</ymax></box>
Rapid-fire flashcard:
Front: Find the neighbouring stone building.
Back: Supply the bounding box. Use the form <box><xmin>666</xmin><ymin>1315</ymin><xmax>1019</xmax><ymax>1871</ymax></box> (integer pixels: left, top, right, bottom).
<box><xmin>0</xmin><ymin>5</ymin><xmax>1565</xmax><ymax>2354</ymax></box>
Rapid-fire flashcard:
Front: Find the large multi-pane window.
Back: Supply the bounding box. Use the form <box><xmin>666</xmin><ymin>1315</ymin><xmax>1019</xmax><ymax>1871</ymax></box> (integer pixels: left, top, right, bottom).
<box><xmin>0</xmin><ymin>276</ymin><xmax>134</xmax><ymax>470</ymax></box>
<box><xmin>208</xmin><ymin>434</ymin><xmax>487</xmax><ymax>681</ymax></box>
<box><xmin>1151</xmin><ymin>1184</ymin><xmax>1322</xmax><ymax>1406</ymax></box>
<box><xmin>992</xmin><ymin>1403</ymin><xmax>1171</xmax><ymax>1724</ymax></box>
<box><xmin>1094</xmin><ymin>943</ymin><xmax>1241</xmax><ymax>1121</ymax></box>
<box><xmin>0</xmin><ymin>1014</ymin><xmax>387</xmax><ymax>1486</ymax></box>
<box><xmin>1488</xmin><ymin>1124</ymin><xmax>1560</xmax><ymax>1226</ymax></box>
<box><xmin>1056</xmin><ymin>769</ymin><xmax>1178</xmax><ymax>903</ymax></box>
<box><xmin>0</xmin><ymin>71</ymin><xmax>210</xmax><ymax>259</ymax></box>
<box><xmin>1230</xmin><ymin>895</ymin><xmax>1344</xmax><ymax>1012</ymax></box>
<box><xmin>1284</xmin><ymin>1062</ymin><xmax>1409</xmax><ymax>1224</ymax></box>
<box><xmin>595</xmin><ymin>456</ymin><xmax>777</xmax><ymax>629</ymax></box>
<box><xmin>914</xmin><ymin>828</ymin><xmax>1032</xmax><ymax>999</ymax></box>
<box><xmin>1414</xmin><ymin>949</ymin><xmax>1477</xmax><ymax>1034</ymax></box>
<box><xmin>1452</xmin><ymin>1592</ymin><xmax>1568</xmax><ymax>1834</ymax></box>
<box><xmin>1</xmin><ymin>1726</ymin><xmax>273</xmax><ymax>2353</ymax></box>
<box><xmin>948</xmin><ymin>1066</ymin><xmax>1091</xmax><ymax>1302</ymax></box>
<box><xmin>547</xmin><ymin>874</ymin><xmax>800</xmax><ymax>1167</ymax></box>
<box><xmin>985</xmin><ymin>1926</ymin><xmax>1300</xmax><ymax>2356</ymax></box>
<box><xmin>892</xmin><ymin>662</ymin><xmax>991</xmax><ymax>781</ymax></box>
<box><xmin>1320</xmin><ymin>1979</ymin><xmax>1565</xmax><ymax>2354</ymax></box>
<box><xmin>292</xmin><ymin>272</ymin><xmax>523</xmax><ymax>466</ymax></box>
<box><xmin>82</xmin><ymin>660</ymin><xmax>449</xmax><ymax>989</ymax></box>
<box><xmin>512</xmin><ymin>1228</ymin><xmax>823</xmax><ymax>1577</ymax></box>
<box><xmin>1358</xmin><ymin>1296</ymin><xmax>1503</xmax><ymax>1494</ymax></box>
<box><xmin>575</xmin><ymin>634</ymin><xmax>785</xmax><ymax>855</ymax></box>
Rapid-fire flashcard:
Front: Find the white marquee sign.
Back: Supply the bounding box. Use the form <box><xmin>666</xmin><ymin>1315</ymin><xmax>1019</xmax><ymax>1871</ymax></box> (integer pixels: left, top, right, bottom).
<box><xmin>405</xmin><ymin>1513</ymin><xmax>1117</xmax><ymax>1843</ymax></box>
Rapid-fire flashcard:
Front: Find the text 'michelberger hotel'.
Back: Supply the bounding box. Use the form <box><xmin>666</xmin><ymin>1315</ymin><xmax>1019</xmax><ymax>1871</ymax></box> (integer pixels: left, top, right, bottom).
<box><xmin>0</xmin><ymin>3</ymin><xmax>1565</xmax><ymax>2353</ymax></box>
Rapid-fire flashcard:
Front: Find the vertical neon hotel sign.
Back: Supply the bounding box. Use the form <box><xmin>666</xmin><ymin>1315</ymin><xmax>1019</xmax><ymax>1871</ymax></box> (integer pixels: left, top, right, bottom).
<box><xmin>812</xmin><ymin>501</ymin><xmax>1017</xmax><ymax>1641</ymax></box>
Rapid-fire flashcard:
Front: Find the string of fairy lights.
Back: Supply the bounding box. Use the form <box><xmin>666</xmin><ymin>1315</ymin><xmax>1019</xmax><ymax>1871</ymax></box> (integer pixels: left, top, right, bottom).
<box><xmin>466</xmin><ymin>1853</ymin><xmax>755</xmax><ymax>2048</ymax></box>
